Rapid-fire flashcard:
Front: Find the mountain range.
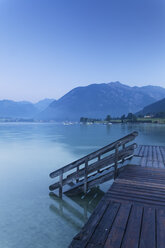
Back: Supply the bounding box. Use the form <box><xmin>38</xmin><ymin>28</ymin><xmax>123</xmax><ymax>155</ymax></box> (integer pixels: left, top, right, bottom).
<box><xmin>137</xmin><ymin>98</ymin><xmax>165</xmax><ymax>116</ymax></box>
<box><xmin>0</xmin><ymin>98</ymin><xmax>54</xmax><ymax>119</ymax></box>
<box><xmin>38</xmin><ymin>82</ymin><xmax>165</xmax><ymax>121</ymax></box>
<box><xmin>1</xmin><ymin>82</ymin><xmax>165</xmax><ymax>121</ymax></box>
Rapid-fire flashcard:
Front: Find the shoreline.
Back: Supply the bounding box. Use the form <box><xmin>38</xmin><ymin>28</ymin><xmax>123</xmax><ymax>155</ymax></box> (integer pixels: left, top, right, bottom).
<box><xmin>0</xmin><ymin>120</ymin><xmax>165</xmax><ymax>125</ymax></box>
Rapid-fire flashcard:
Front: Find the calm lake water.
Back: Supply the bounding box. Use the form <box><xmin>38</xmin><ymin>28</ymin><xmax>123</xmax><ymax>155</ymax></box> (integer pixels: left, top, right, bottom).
<box><xmin>0</xmin><ymin>123</ymin><xmax>165</xmax><ymax>248</ymax></box>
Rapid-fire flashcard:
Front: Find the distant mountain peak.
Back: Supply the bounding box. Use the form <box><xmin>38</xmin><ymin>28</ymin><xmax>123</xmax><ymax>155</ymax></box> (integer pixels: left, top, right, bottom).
<box><xmin>108</xmin><ymin>81</ymin><xmax>131</xmax><ymax>88</ymax></box>
<box><xmin>108</xmin><ymin>81</ymin><xmax>122</xmax><ymax>85</ymax></box>
<box><xmin>37</xmin><ymin>82</ymin><xmax>165</xmax><ymax>121</ymax></box>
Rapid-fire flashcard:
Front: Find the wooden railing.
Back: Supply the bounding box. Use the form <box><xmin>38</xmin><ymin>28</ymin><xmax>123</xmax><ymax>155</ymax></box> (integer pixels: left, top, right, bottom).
<box><xmin>49</xmin><ymin>131</ymin><xmax>138</xmax><ymax>197</ymax></box>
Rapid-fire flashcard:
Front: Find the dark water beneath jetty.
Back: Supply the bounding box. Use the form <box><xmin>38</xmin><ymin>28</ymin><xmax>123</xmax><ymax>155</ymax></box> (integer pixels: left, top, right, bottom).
<box><xmin>0</xmin><ymin>123</ymin><xmax>164</xmax><ymax>248</ymax></box>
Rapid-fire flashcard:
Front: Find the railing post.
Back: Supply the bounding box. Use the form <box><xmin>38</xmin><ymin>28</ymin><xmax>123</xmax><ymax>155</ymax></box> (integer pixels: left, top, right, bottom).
<box><xmin>122</xmin><ymin>143</ymin><xmax>126</xmax><ymax>163</ymax></box>
<box><xmin>59</xmin><ymin>172</ymin><xmax>63</xmax><ymax>198</ymax></box>
<box><xmin>114</xmin><ymin>143</ymin><xmax>119</xmax><ymax>179</ymax></box>
<box><xmin>76</xmin><ymin>166</ymin><xmax>79</xmax><ymax>183</ymax></box>
<box><xmin>84</xmin><ymin>160</ymin><xmax>88</xmax><ymax>194</ymax></box>
<box><xmin>97</xmin><ymin>154</ymin><xmax>101</xmax><ymax>173</ymax></box>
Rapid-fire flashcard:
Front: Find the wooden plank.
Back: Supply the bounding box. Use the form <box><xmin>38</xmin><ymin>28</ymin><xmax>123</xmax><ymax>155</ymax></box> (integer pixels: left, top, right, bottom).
<box><xmin>119</xmin><ymin>165</ymin><xmax>165</xmax><ymax>174</ymax></box>
<box><xmin>106</xmin><ymin>196</ymin><xmax>165</xmax><ymax>208</ymax></box>
<box><xmin>69</xmin><ymin>197</ymin><xmax>109</xmax><ymax>248</ymax></box>
<box><xmin>140</xmin><ymin>146</ymin><xmax>148</xmax><ymax>167</ymax></box>
<box><xmin>107</xmin><ymin>190</ymin><xmax>165</xmax><ymax>205</ymax></box>
<box><xmin>140</xmin><ymin>157</ymin><xmax>148</xmax><ymax>167</ymax></box>
<box><xmin>118</xmin><ymin>171</ymin><xmax>165</xmax><ymax>181</ymax></box>
<box><xmin>110</xmin><ymin>187</ymin><xmax>165</xmax><ymax>202</ymax></box>
<box><xmin>59</xmin><ymin>173</ymin><xmax>63</xmax><ymax>198</ymax></box>
<box><xmin>152</xmin><ymin>146</ymin><xmax>158</xmax><ymax>168</ymax></box>
<box><xmin>146</xmin><ymin>146</ymin><xmax>152</xmax><ymax>167</ymax></box>
<box><xmin>85</xmin><ymin>244</ymin><xmax>102</xmax><ymax>248</ymax></box>
<box><xmin>115</xmin><ymin>178</ymin><xmax>165</xmax><ymax>190</ymax></box>
<box><xmin>148</xmin><ymin>145</ymin><xmax>153</xmax><ymax>160</ymax></box>
<box><xmin>121</xmin><ymin>205</ymin><xmax>143</xmax><ymax>248</ymax></box>
<box><xmin>107</xmin><ymin>192</ymin><xmax>165</xmax><ymax>207</ymax></box>
<box><xmin>112</xmin><ymin>184</ymin><xmax>165</xmax><ymax>196</ymax></box>
<box><xmin>143</xmin><ymin>145</ymin><xmax>148</xmax><ymax>157</ymax></box>
<box><xmin>114</xmin><ymin>144</ymin><xmax>119</xmax><ymax>179</ymax></box>
<box><xmin>87</xmin><ymin>202</ymin><xmax>120</xmax><ymax>246</ymax></box>
<box><xmin>140</xmin><ymin>145</ymin><xmax>158</xmax><ymax>167</ymax></box>
<box><xmin>159</xmin><ymin>146</ymin><xmax>165</xmax><ymax>165</ymax></box>
<box><xmin>156</xmin><ymin>146</ymin><xmax>164</xmax><ymax>168</ymax></box>
<box><xmin>134</xmin><ymin>145</ymin><xmax>142</xmax><ymax>157</ymax></box>
<box><xmin>118</xmin><ymin>173</ymin><xmax>165</xmax><ymax>181</ymax></box>
<box><xmin>118</xmin><ymin>166</ymin><xmax>165</xmax><ymax>175</ymax></box>
<box><xmin>157</xmin><ymin>208</ymin><xmax>165</xmax><ymax>248</ymax></box>
<box><xmin>118</xmin><ymin>176</ymin><xmax>165</xmax><ymax>185</ymax></box>
<box><xmin>115</xmin><ymin>175</ymin><xmax>165</xmax><ymax>184</ymax></box>
<box><xmin>117</xmin><ymin>177</ymin><xmax>165</xmax><ymax>187</ymax></box>
<box><xmin>97</xmin><ymin>154</ymin><xmax>101</xmax><ymax>173</ymax></box>
<box><xmin>118</xmin><ymin>175</ymin><xmax>165</xmax><ymax>185</ymax></box>
<box><xmin>139</xmin><ymin>145</ymin><xmax>145</xmax><ymax>157</ymax></box>
<box><xmin>118</xmin><ymin>168</ymin><xmax>165</xmax><ymax>177</ymax></box>
<box><xmin>118</xmin><ymin>169</ymin><xmax>165</xmax><ymax>178</ymax></box>
<box><xmin>123</xmin><ymin>164</ymin><xmax>165</xmax><ymax>172</ymax></box>
<box><xmin>112</xmin><ymin>182</ymin><xmax>165</xmax><ymax>196</ymax></box>
<box><xmin>139</xmin><ymin>207</ymin><xmax>156</xmax><ymax>248</ymax></box>
<box><xmin>104</xmin><ymin>203</ymin><xmax>132</xmax><ymax>248</ymax></box>
<box><xmin>84</xmin><ymin>160</ymin><xmax>88</xmax><ymax>194</ymax></box>
<box><xmin>153</xmin><ymin>146</ymin><xmax>157</xmax><ymax>160</ymax></box>
<box><xmin>117</xmin><ymin>171</ymin><xmax>165</xmax><ymax>181</ymax></box>
<box><xmin>76</xmin><ymin>166</ymin><xmax>80</xmax><ymax>183</ymax></box>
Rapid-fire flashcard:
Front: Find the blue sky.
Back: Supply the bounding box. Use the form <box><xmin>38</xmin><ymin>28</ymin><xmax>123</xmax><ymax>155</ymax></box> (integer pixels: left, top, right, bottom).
<box><xmin>0</xmin><ymin>0</ymin><xmax>165</xmax><ymax>102</ymax></box>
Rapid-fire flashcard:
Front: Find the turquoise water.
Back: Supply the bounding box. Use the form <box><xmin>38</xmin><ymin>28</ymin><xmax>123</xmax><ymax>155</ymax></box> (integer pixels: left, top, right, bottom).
<box><xmin>0</xmin><ymin>123</ymin><xmax>165</xmax><ymax>248</ymax></box>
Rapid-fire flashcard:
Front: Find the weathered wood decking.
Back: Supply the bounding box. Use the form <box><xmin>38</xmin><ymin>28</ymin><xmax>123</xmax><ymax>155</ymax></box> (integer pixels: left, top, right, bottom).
<box><xmin>69</xmin><ymin>145</ymin><xmax>165</xmax><ymax>248</ymax></box>
<box><xmin>134</xmin><ymin>145</ymin><xmax>165</xmax><ymax>168</ymax></box>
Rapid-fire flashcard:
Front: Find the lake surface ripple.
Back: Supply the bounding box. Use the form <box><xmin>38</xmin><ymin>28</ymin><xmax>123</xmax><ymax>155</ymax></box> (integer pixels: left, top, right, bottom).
<box><xmin>0</xmin><ymin>123</ymin><xmax>164</xmax><ymax>248</ymax></box>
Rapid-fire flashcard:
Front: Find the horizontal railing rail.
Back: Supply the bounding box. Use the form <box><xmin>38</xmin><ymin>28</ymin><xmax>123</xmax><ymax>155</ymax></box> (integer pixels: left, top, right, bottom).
<box><xmin>49</xmin><ymin>131</ymin><xmax>138</xmax><ymax>197</ymax></box>
<box><xmin>50</xmin><ymin>131</ymin><xmax>138</xmax><ymax>178</ymax></box>
<box><xmin>49</xmin><ymin>143</ymin><xmax>136</xmax><ymax>191</ymax></box>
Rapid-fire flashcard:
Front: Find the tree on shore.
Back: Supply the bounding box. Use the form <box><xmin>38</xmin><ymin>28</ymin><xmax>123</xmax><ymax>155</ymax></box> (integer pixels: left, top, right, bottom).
<box><xmin>105</xmin><ymin>115</ymin><xmax>111</xmax><ymax>123</ymax></box>
<box><xmin>127</xmin><ymin>113</ymin><xmax>137</xmax><ymax>122</ymax></box>
<box><xmin>80</xmin><ymin>117</ymin><xmax>88</xmax><ymax>123</ymax></box>
<box><xmin>121</xmin><ymin>114</ymin><xmax>126</xmax><ymax>123</ymax></box>
<box><xmin>80</xmin><ymin>117</ymin><xmax>102</xmax><ymax>123</ymax></box>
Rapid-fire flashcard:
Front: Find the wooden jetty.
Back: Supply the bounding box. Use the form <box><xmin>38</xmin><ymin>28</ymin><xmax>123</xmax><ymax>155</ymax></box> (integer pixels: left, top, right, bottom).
<box><xmin>49</xmin><ymin>131</ymin><xmax>138</xmax><ymax>197</ymax></box>
<box><xmin>49</xmin><ymin>132</ymin><xmax>165</xmax><ymax>248</ymax></box>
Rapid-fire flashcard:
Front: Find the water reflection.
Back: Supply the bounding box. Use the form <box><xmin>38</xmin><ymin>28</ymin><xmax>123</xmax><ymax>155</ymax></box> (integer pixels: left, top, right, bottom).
<box><xmin>0</xmin><ymin>123</ymin><xmax>165</xmax><ymax>248</ymax></box>
<box><xmin>49</xmin><ymin>187</ymin><xmax>105</xmax><ymax>231</ymax></box>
